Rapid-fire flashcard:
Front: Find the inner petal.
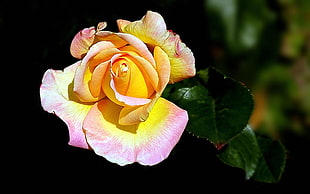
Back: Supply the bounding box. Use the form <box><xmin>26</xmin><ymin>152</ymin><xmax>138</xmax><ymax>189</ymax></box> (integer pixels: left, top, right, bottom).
<box><xmin>111</xmin><ymin>56</ymin><xmax>155</xmax><ymax>99</ymax></box>
<box><xmin>111</xmin><ymin>58</ymin><xmax>131</xmax><ymax>95</ymax></box>
<box><xmin>89</xmin><ymin>61</ymin><xmax>109</xmax><ymax>98</ymax></box>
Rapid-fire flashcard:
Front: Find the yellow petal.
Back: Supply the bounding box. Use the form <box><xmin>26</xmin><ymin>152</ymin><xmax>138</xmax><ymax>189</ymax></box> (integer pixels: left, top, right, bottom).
<box><xmin>118</xmin><ymin>11</ymin><xmax>195</xmax><ymax>83</ymax></box>
<box><xmin>162</xmin><ymin>32</ymin><xmax>196</xmax><ymax>83</ymax></box>
<box><xmin>102</xmin><ymin>66</ymin><xmax>152</xmax><ymax>107</ymax></box>
<box><xmin>121</xmin><ymin>11</ymin><xmax>169</xmax><ymax>46</ymax></box>
<box><xmin>118</xmin><ymin>46</ymin><xmax>170</xmax><ymax>125</ymax></box>
<box><xmin>117</xmin><ymin>19</ymin><xmax>131</xmax><ymax>32</ymax></box>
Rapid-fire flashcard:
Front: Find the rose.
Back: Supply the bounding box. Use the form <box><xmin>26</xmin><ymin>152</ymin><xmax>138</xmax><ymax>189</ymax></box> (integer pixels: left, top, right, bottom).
<box><xmin>40</xmin><ymin>11</ymin><xmax>195</xmax><ymax>166</ymax></box>
<box><xmin>40</xmin><ymin>11</ymin><xmax>195</xmax><ymax>165</ymax></box>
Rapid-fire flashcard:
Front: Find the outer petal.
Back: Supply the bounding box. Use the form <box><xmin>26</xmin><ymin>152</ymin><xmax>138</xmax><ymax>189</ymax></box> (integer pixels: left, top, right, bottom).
<box><xmin>70</xmin><ymin>27</ymin><xmax>96</xmax><ymax>59</ymax></box>
<box><xmin>40</xmin><ymin>62</ymin><xmax>93</xmax><ymax>149</ymax></box>
<box><xmin>135</xmin><ymin>98</ymin><xmax>188</xmax><ymax>165</ymax></box>
<box><xmin>116</xmin><ymin>19</ymin><xmax>131</xmax><ymax>32</ymax></box>
<box><xmin>162</xmin><ymin>32</ymin><xmax>196</xmax><ymax>83</ymax></box>
<box><xmin>83</xmin><ymin>98</ymin><xmax>188</xmax><ymax>166</ymax></box>
<box><xmin>117</xmin><ymin>11</ymin><xmax>169</xmax><ymax>45</ymax></box>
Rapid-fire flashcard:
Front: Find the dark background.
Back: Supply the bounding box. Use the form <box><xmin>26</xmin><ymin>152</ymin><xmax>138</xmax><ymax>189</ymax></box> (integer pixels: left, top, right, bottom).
<box><xmin>3</xmin><ymin>0</ymin><xmax>309</xmax><ymax>192</ymax></box>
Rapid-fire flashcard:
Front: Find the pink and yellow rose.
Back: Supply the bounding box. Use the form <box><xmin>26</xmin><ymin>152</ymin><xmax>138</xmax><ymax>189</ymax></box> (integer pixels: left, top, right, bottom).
<box><xmin>40</xmin><ymin>11</ymin><xmax>195</xmax><ymax>166</ymax></box>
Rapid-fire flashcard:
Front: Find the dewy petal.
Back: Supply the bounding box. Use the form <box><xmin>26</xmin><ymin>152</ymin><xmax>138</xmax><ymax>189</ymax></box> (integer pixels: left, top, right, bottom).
<box><xmin>119</xmin><ymin>46</ymin><xmax>170</xmax><ymax>125</ymax></box>
<box><xmin>40</xmin><ymin>61</ymin><xmax>93</xmax><ymax>149</ymax></box>
<box><xmin>83</xmin><ymin>98</ymin><xmax>188</xmax><ymax>166</ymax></box>
<box><xmin>70</xmin><ymin>27</ymin><xmax>96</xmax><ymax>59</ymax></box>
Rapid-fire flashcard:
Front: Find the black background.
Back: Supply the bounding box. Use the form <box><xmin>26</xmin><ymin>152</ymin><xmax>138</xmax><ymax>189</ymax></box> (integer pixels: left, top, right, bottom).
<box><xmin>2</xmin><ymin>0</ymin><xmax>309</xmax><ymax>193</ymax></box>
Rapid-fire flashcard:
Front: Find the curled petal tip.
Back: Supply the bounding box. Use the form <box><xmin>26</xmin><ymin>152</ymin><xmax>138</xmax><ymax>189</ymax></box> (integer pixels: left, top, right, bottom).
<box><xmin>70</xmin><ymin>27</ymin><xmax>96</xmax><ymax>59</ymax></box>
<box><xmin>117</xmin><ymin>19</ymin><xmax>131</xmax><ymax>32</ymax></box>
<box><xmin>163</xmin><ymin>33</ymin><xmax>196</xmax><ymax>83</ymax></box>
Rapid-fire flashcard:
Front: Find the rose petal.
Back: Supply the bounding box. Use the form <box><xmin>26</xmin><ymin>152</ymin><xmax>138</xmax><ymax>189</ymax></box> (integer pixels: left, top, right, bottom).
<box><xmin>88</xmin><ymin>61</ymin><xmax>109</xmax><ymax>98</ymax></box>
<box><xmin>119</xmin><ymin>11</ymin><xmax>169</xmax><ymax>46</ymax></box>
<box><xmin>111</xmin><ymin>55</ymin><xmax>155</xmax><ymax>99</ymax></box>
<box><xmin>74</xmin><ymin>41</ymin><xmax>117</xmax><ymax>102</ymax></box>
<box><xmin>135</xmin><ymin>98</ymin><xmax>188</xmax><ymax>165</ymax></box>
<box><xmin>40</xmin><ymin>62</ymin><xmax>93</xmax><ymax>149</ymax></box>
<box><xmin>83</xmin><ymin>98</ymin><xmax>188</xmax><ymax>166</ymax></box>
<box><xmin>83</xmin><ymin>100</ymin><xmax>136</xmax><ymax>166</ymax></box>
<box><xmin>118</xmin><ymin>11</ymin><xmax>196</xmax><ymax>83</ymax></box>
<box><xmin>107</xmin><ymin>73</ymin><xmax>151</xmax><ymax>106</ymax></box>
<box><xmin>116</xmin><ymin>33</ymin><xmax>156</xmax><ymax>66</ymax></box>
<box><xmin>162</xmin><ymin>32</ymin><xmax>196</xmax><ymax>83</ymax></box>
<box><xmin>102</xmin><ymin>52</ymin><xmax>157</xmax><ymax>107</ymax></box>
<box><xmin>124</xmin><ymin>52</ymin><xmax>159</xmax><ymax>92</ymax></box>
<box><xmin>95</xmin><ymin>32</ymin><xmax>128</xmax><ymax>48</ymax></box>
<box><xmin>70</xmin><ymin>27</ymin><xmax>96</xmax><ymax>59</ymax></box>
<box><xmin>153</xmin><ymin>46</ymin><xmax>171</xmax><ymax>92</ymax></box>
<box><xmin>118</xmin><ymin>46</ymin><xmax>170</xmax><ymax>125</ymax></box>
<box><xmin>117</xmin><ymin>19</ymin><xmax>131</xmax><ymax>32</ymax></box>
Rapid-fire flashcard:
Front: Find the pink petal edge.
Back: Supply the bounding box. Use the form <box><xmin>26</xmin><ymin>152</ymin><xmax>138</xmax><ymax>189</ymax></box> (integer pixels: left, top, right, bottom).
<box><xmin>40</xmin><ymin>62</ymin><xmax>92</xmax><ymax>149</ymax></box>
<box><xmin>83</xmin><ymin>98</ymin><xmax>188</xmax><ymax>166</ymax></box>
<box><xmin>70</xmin><ymin>27</ymin><xmax>96</xmax><ymax>59</ymax></box>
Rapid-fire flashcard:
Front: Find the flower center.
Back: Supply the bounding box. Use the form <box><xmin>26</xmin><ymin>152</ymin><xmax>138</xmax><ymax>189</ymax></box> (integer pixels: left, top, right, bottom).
<box><xmin>105</xmin><ymin>54</ymin><xmax>155</xmax><ymax>102</ymax></box>
<box><xmin>112</xmin><ymin>61</ymin><xmax>129</xmax><ymax>78</ymax></box>
<box><xmin>119</xmin><ymin>63</ymin><xmax>129</xmax><ymax>75</ymax></box>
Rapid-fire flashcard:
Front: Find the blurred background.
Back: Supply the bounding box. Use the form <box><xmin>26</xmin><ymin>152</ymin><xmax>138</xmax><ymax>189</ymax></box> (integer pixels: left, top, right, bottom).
<box><xmin>2</xmin><ymin>0</ymin><xmax>309</xmax><ymax>192</ymax></box>
<box><xmin>205</xmin><ymin>0</ymin><xmax>310</xmax><ymax>141</ymax></box>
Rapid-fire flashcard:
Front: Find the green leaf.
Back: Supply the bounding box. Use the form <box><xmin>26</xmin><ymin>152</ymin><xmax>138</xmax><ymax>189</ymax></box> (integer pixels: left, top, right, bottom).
<box><xmin>216</xmin><ymin>126</ymin><xmax>286</xmax><ymax>183</ymax></box>
<box><xmin>252</xmin><ymin>136</ymin><xmax>286</xmax><ymax>183</ymax></box>
<box><xmin>169</xmin><ymin>84</ymin><xmax>215</xmax><ymax>139</ymax></box>
<box><xmin>217</xmin><ymin>125</ymin><xmax>260</xmax><ymax>180</ymax></box>
<box><xmin>165</xmin><ymin>67</ymin><xmax>254</xmax><ymax>146</ymax></box>
<box><xmin>164</xmin><ymin>66</ymin><xmax>286</xmax><ymax>183</ymax></box>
